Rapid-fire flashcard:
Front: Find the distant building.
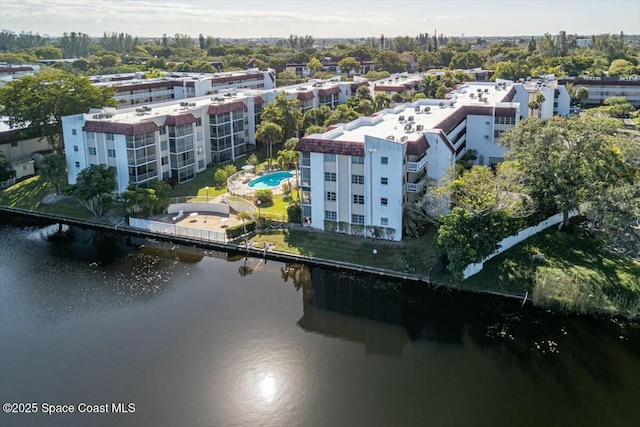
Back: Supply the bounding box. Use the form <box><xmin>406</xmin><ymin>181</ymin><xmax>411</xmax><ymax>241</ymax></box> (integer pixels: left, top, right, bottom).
<box><xmin>0</xmin><ymin>63</ymin><xmax>40</xmax><ymax>87</ymax></box>
<box><xmin>61</xmin><ymin>78</ymin><xmax>353</xmax><ymax>193</ymax></box>
<box><xmin>91</xmin><ymin>68</ymin><xmax>277</xmax><ymax>108</ymax></box>
<box><xmin>558</xmin><ymin>76</ymin><xmax>640</xmax><ymax>107</ymax></box>
<box><xmin>576</xmin><ymin>38</ymin><xmax>592</xmax><ymax>48</ymax></box>
<box><xmin>0</xmin><ymin>120</ymin><xmax>43</xmax><ymax>182</ymax></box>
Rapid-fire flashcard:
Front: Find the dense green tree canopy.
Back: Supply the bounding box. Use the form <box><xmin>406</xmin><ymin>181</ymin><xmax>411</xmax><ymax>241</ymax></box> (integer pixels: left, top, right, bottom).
<box><xmin>66</xmin><ymin>164</ymin><xmax>117</xmax><ymax>217</ymax></box>
<box><xmin>39</xmin><ymin>153</ymin><xmax>67</xmax><ymax>194</ymax></box>
<box><xmin>260</xmin><ymin>93</ymin><xmax>302</xmax><ymax>142</ymax></box>
<box><xmin>0</xmin><ymin>70</ymin><xmax>116</xmax><ymax>149</ymax></box>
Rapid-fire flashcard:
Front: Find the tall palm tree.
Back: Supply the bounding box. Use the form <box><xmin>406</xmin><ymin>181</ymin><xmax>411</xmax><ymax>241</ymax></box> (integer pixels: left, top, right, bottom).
<box><xmin>373</xmin><ymin>93</ymin><xmax>392</xmax><ymax>111</ymax></box>
<box><xmin>255</xmin><ymin>121</ymin><xmax>283</xmax><ymax>172</ymax></box>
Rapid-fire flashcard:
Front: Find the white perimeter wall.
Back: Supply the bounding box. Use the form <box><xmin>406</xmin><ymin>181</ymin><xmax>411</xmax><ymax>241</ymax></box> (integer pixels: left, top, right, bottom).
<box><xmin>463</xmin><ymin>209</ymin><xmax>580</xmax><ymax>279</ymax></box>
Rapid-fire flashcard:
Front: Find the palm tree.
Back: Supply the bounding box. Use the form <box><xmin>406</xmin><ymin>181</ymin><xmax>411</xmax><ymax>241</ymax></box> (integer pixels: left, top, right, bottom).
<box><xmin>302</xmin><ymin>105</ymin><xmax>331</xmax><ymax>129</ymax></box>
<box><xmin>237</xmin><ymin>210</ymin><xmax>252</xmax><ymax>253</ymax></box>
<box><xmin>373</xmin><ymin>93</ymin><xmax>392</xmax><ymax>111</ymax></box>
<box><xmin>40</xmin><ymin>153</ymin><xmax>67</xmax><ymax>194</ymax></box>
<box><xmin>255</xmin><ymin>121</ymin><xmax>283</xmax><ymax>172</ymax></box>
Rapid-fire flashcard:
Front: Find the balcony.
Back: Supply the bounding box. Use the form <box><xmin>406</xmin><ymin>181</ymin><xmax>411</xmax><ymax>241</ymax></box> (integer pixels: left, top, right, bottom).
<box><xmin>406</xmin><ymin>155</ymin><xmax>427</xmax><ymax>173</ymax></box>
<box><xmin>128</xmin><ymin>153</ymin><xmax>157</xmax><ymax>166</ymax></box>
<box><xmin>406</xmin><ymin>176</ymin><xmax>428</xmax><ymax>193</ymax></box>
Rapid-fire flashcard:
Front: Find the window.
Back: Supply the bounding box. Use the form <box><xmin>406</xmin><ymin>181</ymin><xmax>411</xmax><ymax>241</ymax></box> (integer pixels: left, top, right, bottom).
<box><xmin>324</xmin><ymin>210</ymin><xmax>337</xmax><ymax>221</ymax></box>
<box><xmin>381</xmin><ymin>217</ymin><xmax>389</xmax><ymax>226</ymax></box>
<box><xmin>351</xmin><ymin>155</ymin><xmax>365</xmax><ymax>164</ymax></box>
<box><xmin>493</xmin><ymin>129</ymin><xmax>504</xmax><ymax>139</ymax></box>
<box><xmin>325</xmin><ymin>191</ymin><xmax>336</xmax><ymax>201</ymax></box>
<box><xmin>75</xmin><ymin>161</ymin><xmax>80</xmax><ymax>168</ymax></box>
<box><xmin>87</xmin><ymin>132</ymin><xmax>95</xmax><ymax>139</ymax></box>
<box><xmin>195</xmin><ymin>117</ymin><xmax>202</xmax><ymax>126</ymax></box>
<box><xmin>353</xmin><ymin>194</ymin><xmax>365</xmax><ymax>204</ymax></box>
<box><xmin>159</xmin><ymin>127</ymin><xmax>166</xmax><ymax>135</ymax></box>
<box><xmin>73</xmin><ymin>145</ymin><xmax>78</xmax><ymax>152</ymax></box>
<box><xmin>381</xmin><ymin>156</ymin><xmax>388</xmax><ymax>165</ymax></box>
<box><xmin>351</xmin><ymin>174</ymin><xmax>364</xmax><ymax>185</ymax></box>
<box><xmin>88</xmin><ymin>147</ymin><xmax>97</xmax><ymax>155</ymax></box>
<box><xmin>161</xmin><ymin>156</ymin><xmax>169</xmax><ymax>166</ymax></box>
<box><xmin>106</xmin><ymin>134</ymin><xmax>115</xmax><ymax>141</ymax></box>
<box><xmin>71</xmin><ymin>129</ymin><xmax>77</xmax><ymax>135</ymax></box>
<box><xmin>351</xmin><ymin>214</ymin><xmax>365</xmax><ymax>224</ymax></box>
<box><xmin>107</xmin><ymin>149</ymin><xmax>116</xmax><ymax>158</ymax></box>
<box><xmin>324</xmin><ymin>172</ymin><xmax>337</xmax><ymax>182</ymax></box>
<box><xmin>324</xmin><ymin>153</ymin><xmax>336</xmax><ymax>162</ymax></box>
<box><xmin>381</xmin><ymin>198</ymin><xmax>388</xmax><ymax>206</ymax></box>
<box><xmin>381</xmin><ymin>177</ymin><xmax>388</xmax><ymax>185</ymax></box>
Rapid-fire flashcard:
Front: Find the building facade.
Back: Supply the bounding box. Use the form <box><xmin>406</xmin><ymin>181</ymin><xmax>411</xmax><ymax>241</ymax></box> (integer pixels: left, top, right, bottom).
<box><xmin>295</xmin><ymin>79</ymin><xmax>567</xmax><ymax>241</ymax></box>
<box><xmin>62</xmin><ymin>78</ymin><xmax>351</xmax><ymax>193</ymax></box>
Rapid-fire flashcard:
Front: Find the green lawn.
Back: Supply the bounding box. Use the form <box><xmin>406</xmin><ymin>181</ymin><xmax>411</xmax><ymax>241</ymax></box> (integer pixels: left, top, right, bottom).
<box><xmin>243</xmin><ymin>228</ymin><xmax>439</xmax><ymax>274</ymax></box>
<box><xmin>169</xmin><ymin>146</ymin><xmax>273</xmax><ymax>199</ymax></box>
<box><xmin>260</xmin><ymin>192</ymin><xmax>298</xmax><ymax>220</ymax></box>
<box><xmin>0</xmin><ymin>176</ymin><xmax>91</xmax><ymax>218</ymax></box>
<box><xmin>461</xmin><ymin>223</ymin><xmax>640</xmax><ymax>318</ymax></box>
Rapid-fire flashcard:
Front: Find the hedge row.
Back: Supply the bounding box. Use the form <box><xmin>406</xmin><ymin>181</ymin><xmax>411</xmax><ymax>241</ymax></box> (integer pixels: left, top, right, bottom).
<box><xmin>225</xmin><ymin>220</ymin><xmax>256</xmax><ymax>239</ymax></box>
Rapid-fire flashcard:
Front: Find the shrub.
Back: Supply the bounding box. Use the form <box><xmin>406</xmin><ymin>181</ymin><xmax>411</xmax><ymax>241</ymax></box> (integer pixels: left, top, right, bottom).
<box><xmin>225</xmin><ymin>220</ymin><xmax>256</xmax><ymax>239</ymax></box>
<box><xmin>287</xmin><ymin>202</ymin><xmax>301</xmax><ymax>223</ymax></box>
<box><xmin>214</xmin><ymin>169</ymin><xmax>228</xmax><ymax>186</ymax></box>
<box><xmin>254</xmin><ymin>189</ymin><xmax>273</xmax><ymax>205</ymax></box>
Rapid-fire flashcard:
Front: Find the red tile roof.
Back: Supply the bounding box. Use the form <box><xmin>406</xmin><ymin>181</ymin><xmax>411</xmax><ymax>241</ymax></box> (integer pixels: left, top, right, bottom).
<box><xmin>83</xmin><ymin>120</ymin><xmax>159</xmax><ymax>135</ymax></box>
<box><xmin>297</xmin><ymin>91</ymin><xmax>315</xmax><ymax>101</ymax></box>
<box><xmin>296</xmin><ymin>138</ymin><xmax>364</xmax><ymax>156</ymax></box>
<box><xmin>207</xmin><ymin>100</ymin><xmax>247</xmax><ymax>115</ymax></box>
<box><xmin>406</xmin><ymin>134</ymin><xmax>430</xmax><ymax>156</ymax></box>
<box><xmin>164</xmin><ymin>113</ymin><xmax>196</xmax><ymax>126</ymax></box>
<box><xmin>253</xmin><ymin>96</ymin><xmax>265</xmax><ymax>105</ymax></box>
<box><xmin>318</xmin><ymin>86</ymin><xmax>341</xmax><ymax>96</ymax></box>
<box><xmin>500</xmin><ymin>87</ymin><xmax>516</xmax><ymax>102</ymax></box>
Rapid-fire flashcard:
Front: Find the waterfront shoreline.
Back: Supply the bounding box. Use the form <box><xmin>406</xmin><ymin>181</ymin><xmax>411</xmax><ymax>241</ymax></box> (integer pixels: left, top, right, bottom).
<box><xmin>2</xmin><ymin>206</ymin><xmax>638</xmax><ymax>321</ymax></box>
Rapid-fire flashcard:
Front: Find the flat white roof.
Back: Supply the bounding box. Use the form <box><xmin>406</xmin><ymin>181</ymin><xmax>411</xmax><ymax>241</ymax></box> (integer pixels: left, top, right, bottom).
<box><xmin>329</xmin><ymin>82</ymin><xmax>517</xmax><ymax>143</ymax></box>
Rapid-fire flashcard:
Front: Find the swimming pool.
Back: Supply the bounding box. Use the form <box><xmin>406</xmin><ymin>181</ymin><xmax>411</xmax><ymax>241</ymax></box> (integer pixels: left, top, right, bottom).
<box><xmin>247</xmin><ymin>171</ymin><xmax>295</xmax><ymax>189</ymax></box>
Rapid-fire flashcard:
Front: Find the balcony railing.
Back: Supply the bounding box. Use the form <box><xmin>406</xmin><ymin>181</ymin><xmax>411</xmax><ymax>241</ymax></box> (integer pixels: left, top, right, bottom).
<box><xmin>128</xmin><ymin>153</ymin><xmax>157</xmax><ymax>166</ymax></box>
<box><xmin>407</xmin><ymin>176</ymin><xmax>428</xmax><ymax>192</ymax></box>
<box><xmin>406</xmin><ymin>155</ymin><xmax>427</xmax><ymax>173</ymax></box>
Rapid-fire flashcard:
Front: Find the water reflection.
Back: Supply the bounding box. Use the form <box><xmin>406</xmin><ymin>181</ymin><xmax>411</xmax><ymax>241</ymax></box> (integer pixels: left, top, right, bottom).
<box><xmin>290</xmin><ymin>264</ymin><xmax>640</xmax><ymax>390</ymax></box>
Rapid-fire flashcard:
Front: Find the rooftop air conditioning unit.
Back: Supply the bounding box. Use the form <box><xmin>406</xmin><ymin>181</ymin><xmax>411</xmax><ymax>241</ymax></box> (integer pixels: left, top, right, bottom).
<box><xmin>400</xmin><ymin>136</ymin><xmax>408</xmax><ymax>142</ymax></box>
<box><xmin>188</xmin><ymin>102</ymin><xmax>196</xmax><ymax>107</ymax></box>
<box><xmin>386</xmin><ymin>135</ymin><xmax>395</xmax><ymax>140</ymax></box>
<box><xmin>416</xmin><ymin>124</ymin><xmax>424</xmax><ymax>131</ymax></box>
<box><xmin>408</xmin><ymin>115</ymin><xmax>414</xmax><ymax>121</ymax></box>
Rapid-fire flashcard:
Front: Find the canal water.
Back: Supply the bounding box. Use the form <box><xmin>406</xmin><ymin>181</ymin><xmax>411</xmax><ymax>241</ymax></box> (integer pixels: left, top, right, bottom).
<box><xmin>0</xmin><ymin>225</ymin><xmax>639</xmax><ymax>427</ymax></box>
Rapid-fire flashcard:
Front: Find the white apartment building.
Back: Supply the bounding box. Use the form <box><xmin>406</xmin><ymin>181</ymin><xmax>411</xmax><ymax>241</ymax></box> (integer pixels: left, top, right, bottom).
<box><xmin>558</xmin><ymin>76</ymin><xmax>640</xmax><ymax>107</ymax></box>
<box><xmin>61</xmin><ymin>78</ymin><xmax>351</xmax><ymax>193</ymax></box>
<box><xmin>92</xmin><ymin>68</ymin><xmax>277</xmax><ymax>107</ymax></box>
<box><xmin>295</xmin><ymin>79</ymin><xmax>564</xmax><ymax>241</ymax></box>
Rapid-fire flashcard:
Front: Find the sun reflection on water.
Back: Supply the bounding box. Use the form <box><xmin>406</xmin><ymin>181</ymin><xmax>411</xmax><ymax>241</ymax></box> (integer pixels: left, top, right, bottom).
<box><xmin>259</xmin><ymin>372</ymin><xmax>276</xmax><ymax>403</ymax></box>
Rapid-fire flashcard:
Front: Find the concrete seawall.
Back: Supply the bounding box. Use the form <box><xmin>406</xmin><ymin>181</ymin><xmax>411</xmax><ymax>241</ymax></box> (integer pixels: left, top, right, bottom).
<box><xmin>0</xmin><ymin>206</ymin><xmax>527</xmax><ymax>301</ymax></box>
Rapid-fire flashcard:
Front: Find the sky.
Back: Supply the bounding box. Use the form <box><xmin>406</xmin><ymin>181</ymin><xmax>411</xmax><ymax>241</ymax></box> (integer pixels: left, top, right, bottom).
<box><xmin>2</xmin><ymin>0</ymin><xmax>640</xmax><ymax>39</ymax></box>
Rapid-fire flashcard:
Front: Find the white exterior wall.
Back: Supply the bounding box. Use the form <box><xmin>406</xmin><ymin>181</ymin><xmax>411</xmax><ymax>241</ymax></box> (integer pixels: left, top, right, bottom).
<box><xmin>513</xmin><ymin>85</ymin><xmax>530</xmax><ymax>118</ymax></box>
<box><xmin>539</xmin><ymin>86</ymin><xmax>555</xmax><ymax>119</ymax></box>
<box><xmin>465</xmin><ymin>114</ymin><xmax>507</xmax><ymax>164</ymax></box>
<box><xmin>309</xmin><ymin>152</ymin><xmax>326</xmax><ymax>231</ymax></box>
<box><xmin>364</xmin><ymin>136</ymin><xmax>404</xmax><ymax>241</ymax></box>
<box><xmin>555</xmin><ymin>86</ymin><xmax>570</xmax><ymax>116</ymax></box>
<box><xmin>425</xmin><ymin>132</ymin><xmax>455</xmax><ymax>186</ymax></box>
<box><xmin>113</xmin><ymin>135</ymin><xmax>130</xmax><ymax>193</ymax></box>
<box><xmin>62</xmin><ymin>114</ymin><xmax>88</xmax><ymax>185</ymax></box>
